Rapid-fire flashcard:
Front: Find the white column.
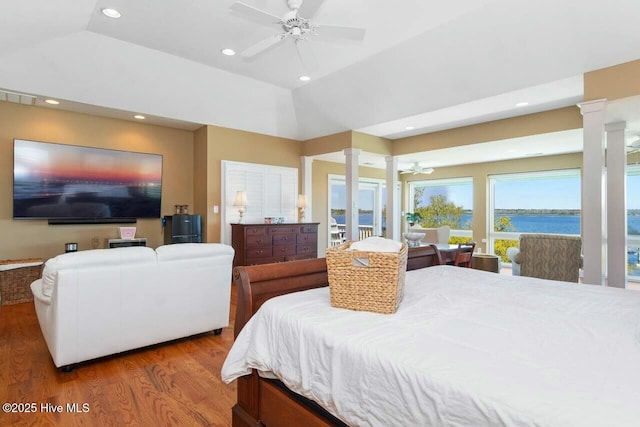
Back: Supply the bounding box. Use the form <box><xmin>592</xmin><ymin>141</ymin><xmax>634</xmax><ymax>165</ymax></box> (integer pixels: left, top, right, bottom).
<box><xmin>344</xmin><ymin>148</ymin><xmax>360</xmax><ymax>241</ymax></box>
<box><xmin>300</xmin><ymin>156</ymin><xmax>313</xmax><ymax>221</ymax></box>
<box><xmin>579</xmin><ymin>99</ymin><xmax>607</xmax><ymax>286</ymax></box>
<box><xmin>606</xmin><ymin>122</ymin><xmax>627</xmax><ymax>288</ymax></box>
<box><xmin>385</xmin><ymin>156</ymin><xmax>400</xmax><ymax>241</ymax></box>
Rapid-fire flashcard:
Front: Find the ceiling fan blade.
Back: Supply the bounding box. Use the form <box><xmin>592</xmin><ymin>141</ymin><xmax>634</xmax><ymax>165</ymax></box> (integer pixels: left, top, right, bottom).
<box><xmin>316</xmin><ymin>24</ymin><xmax>366</xmax><ymax>41</ymax></box>
<box><xmin>230</xmin><ymin>2</ymin><xmax>281</xmax><ymax>26</ymax></box>
<box><xmin>241</xmin><ymin>33</ymin><xmax>288</xmax><ymax>57</ymax></box>
<box><xmin>423</xmin><ymin>168</ymin><xmax>435</xmax><ymax>174</ymax></box>
<box><xmin>400</xmin><ymin>170</ymin><xmax>412</xmax><ymax>174</ymax></box>
<box><xmin>295</xmin><ymin>40</ymin><xmax>319</xmax><ymax>71</ymax></box>
<box><xmin>298</xmin><ymin>0</ymin><xmax>326</xmax><ymax>19</ymax></box>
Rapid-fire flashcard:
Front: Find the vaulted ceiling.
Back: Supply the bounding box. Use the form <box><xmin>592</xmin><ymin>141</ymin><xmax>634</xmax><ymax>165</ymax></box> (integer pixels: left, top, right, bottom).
<box><xmin>1</xmin><ymin>0</ymin><xmax>639</xmax><ymax>146</ymax></box>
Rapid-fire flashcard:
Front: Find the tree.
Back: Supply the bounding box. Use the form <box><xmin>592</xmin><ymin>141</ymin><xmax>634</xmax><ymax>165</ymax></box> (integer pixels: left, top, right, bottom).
<box><xmin>494</xmin><ymin>216</ymin><xmax>514</xmax><ymax>232</ymax></box>
<box><xmin>415</xmin><ymin>195</ymin><xmax>464</xmax><ymax>228</ymax></box>
<box><xmin>493</xmin><ymin>216</ymin><xmax>517</xmax><ymax>262</ymax></box>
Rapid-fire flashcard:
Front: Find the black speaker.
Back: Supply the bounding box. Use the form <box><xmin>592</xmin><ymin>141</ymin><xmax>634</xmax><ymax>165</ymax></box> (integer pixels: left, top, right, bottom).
<box><xmin>163</xmin><ymin>214</ymin><xmax>202</xmax><ymax>244</ymax></box>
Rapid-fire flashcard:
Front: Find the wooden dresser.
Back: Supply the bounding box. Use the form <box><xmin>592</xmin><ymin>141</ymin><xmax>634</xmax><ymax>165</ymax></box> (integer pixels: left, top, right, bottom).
<box><xmin>231</xmin><ymin>223</ymin><xmax>319</xmax><ymax>266</ymax></box>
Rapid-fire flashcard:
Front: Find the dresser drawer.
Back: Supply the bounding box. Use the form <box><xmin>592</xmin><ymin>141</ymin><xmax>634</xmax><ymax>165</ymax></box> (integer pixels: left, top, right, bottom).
<box><xmin>272</xmin><ymin>233</ymin><xmax>296</xmax><ymax>245</ymax></box>
<box><xmin>297</xmin><ymin>232</ymin><xmax>317</xmax><ymax>245</ymax></box>
<box><xmin>272</xmin><ymin>244</ymin><xmax>296</xmax><ymax>257</ymax></box>
<box><xmin>296</xmin><ymin>244</ymin><xmax>316</xmax><ymax>256</ymax></box>
<box><xmin>245</xmin><ymin>227</ymin><xmax>266</xmax><ymax>236</ymax></box>
<box><xmin>245</xmin><ymin>247</ymin><xmax>272</xmax><ymax>259</ymax></box>
<box><xmin>300</xmin><ymin>225</ymin><xmax>317</xmax><ymax>233</ymax></box>
<box><xmin>270</xmin><ymin>227</ymin><xmax>298</xmax><ymax>234</ymax></box>
<box><xmin>247</xmin><ymin>234</ymin><xmax>271</xmax><ymax>247</ymax></box>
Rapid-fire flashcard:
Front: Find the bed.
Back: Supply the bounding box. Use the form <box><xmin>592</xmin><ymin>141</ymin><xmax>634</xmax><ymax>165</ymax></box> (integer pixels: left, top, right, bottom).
<box><xmin>222</xmin><ymin>257</ymin><xmax>640</xmax><ymax>426</ymax></box>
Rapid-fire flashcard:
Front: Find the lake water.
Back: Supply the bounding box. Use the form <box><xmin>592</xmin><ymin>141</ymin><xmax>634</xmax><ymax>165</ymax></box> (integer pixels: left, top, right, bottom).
<box><xmin>334</xmin><ymin>213</ymin><xmax>640</xmax><ymax>236</ymax></box>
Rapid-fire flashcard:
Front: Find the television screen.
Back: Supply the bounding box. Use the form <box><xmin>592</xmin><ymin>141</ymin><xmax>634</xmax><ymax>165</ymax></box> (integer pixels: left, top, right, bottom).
<box><xmin>13</xmin><ymin>139</ymin><xmax>163</xmax><ymax>222</ymax></box>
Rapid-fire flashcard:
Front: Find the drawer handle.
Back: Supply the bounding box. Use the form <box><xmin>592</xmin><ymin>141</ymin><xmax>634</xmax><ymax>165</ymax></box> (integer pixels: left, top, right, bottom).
<box><xmin>256</xmin><ymin>250</ymin><xmax>263</xmax><ymax>255</ymax></box>
<box><xmin>256</xmin><ymin>239</ymin><xmax>263</xmax><ymax>243</ymax></box>
<box><xmin>281</xmin><ymin>248</ymin><xmax>287</xmax><ymax>252</ymax></box>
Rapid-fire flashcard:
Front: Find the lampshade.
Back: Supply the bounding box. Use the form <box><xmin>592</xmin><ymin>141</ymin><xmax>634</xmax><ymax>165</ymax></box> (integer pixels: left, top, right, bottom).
<box><xmin>233</xmin><ymin>190</ymin><xmax>247</xmax><ymax>207</ymax></box>
<box><xmin>297</xmin><ymin>194</ymin><xmax>307</xmax><ymax>208</ymax></box>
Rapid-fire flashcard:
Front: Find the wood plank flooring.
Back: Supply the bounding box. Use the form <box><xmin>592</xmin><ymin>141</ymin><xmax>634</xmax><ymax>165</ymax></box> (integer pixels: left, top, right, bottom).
<box><xmin>0</xmin><ymin>286</ymin><xmax>237</xmax><ymax>426</ymax></box>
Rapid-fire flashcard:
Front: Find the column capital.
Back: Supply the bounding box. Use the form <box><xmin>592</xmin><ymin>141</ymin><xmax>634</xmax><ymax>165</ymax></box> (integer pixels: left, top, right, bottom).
<box><xmin>605</xmin><ymin>121</ymin><xmax>627</xmax><ymax>132</ymax></box>
<box><xmin>578</xmin><ymin>99</ymin><xmax>607</xmax><ymax>115</ymax></box>
<box><xmin>343</xmin><ymin>148</ymin><xmax>362</xmax><ymax>157</ymax></box>
<box><xmin>384</xmin><ymin>155</ymin><xmax>398</xmax><ymax>166</ymax></box>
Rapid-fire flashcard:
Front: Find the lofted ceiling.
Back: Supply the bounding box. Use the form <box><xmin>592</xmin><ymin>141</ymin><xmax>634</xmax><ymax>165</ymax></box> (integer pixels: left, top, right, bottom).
<box><xmin>1</xmin><ymin>0</ymin><xmax>640</xmax><ymax>167</ymax></box>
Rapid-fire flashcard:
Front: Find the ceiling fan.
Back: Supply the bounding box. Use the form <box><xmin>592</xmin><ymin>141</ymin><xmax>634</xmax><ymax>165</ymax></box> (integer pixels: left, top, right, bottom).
<box><xmin>627</xmin><ymin>136</ymin><xmax>640</xmax><ymax>154</ymax></box>
<box><xmin>400</xmin><ymin>162</ymin><xmax>434</xmax><ymax>175</ymax></box>
<box><xmin>230</xmin><ymin>0</ymin><xmax>366</xmax><ymax>65</ymax></box>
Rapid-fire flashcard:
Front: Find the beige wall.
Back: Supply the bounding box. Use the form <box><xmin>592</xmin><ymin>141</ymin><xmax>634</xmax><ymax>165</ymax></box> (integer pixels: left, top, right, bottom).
<box><xmin>193</xmin><ymin>126</ymin><xmax>209</xmax><ymax>239</ymax></box>
<box><xmin>0</xmin><ymin>102</ymin><xmax>194</xmax><ymax>260</ymax></box>
<box><xmin>584</xmin><ymin>59</ymin><xmax>640</xmax><ymax>101</ymax></box>
<box><xmin>302</xmin><ymin>131</ymin><xmax>352</xmax><ymax>157</ymax></box>
<box><xmin>202</xmin><ymin>125</ymin><xmax>302</xmax><ymax>243</ymax></box>
<box><xmin>392</xmin><ymin>107</ymin><xmax>583</xmax><ymax>155</ymax></box>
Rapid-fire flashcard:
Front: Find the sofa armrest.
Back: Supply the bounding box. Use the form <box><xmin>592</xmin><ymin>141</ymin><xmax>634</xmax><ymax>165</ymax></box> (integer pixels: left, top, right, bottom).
<box><xmin>506</xmin><ymin>247</ymin><xmax>521</xmax><ymax>264</ymax></box>
<box><xmin>30</xmin><ymin>279</ymin><xmax>51</xmax><ymax>306</ymax></box>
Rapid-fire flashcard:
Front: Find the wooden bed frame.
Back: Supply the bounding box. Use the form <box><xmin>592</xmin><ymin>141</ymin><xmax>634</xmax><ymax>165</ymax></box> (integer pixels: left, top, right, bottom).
<box><xmin>231</xmin><ymin>246</ymin><xmax>442</xmax><ymax>427</ymax></box>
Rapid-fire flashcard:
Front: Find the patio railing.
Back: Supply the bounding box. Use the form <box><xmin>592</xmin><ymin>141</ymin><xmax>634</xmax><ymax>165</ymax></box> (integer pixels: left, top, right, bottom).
<box><xmin>330</xmin><ymin>224</ymin><xmax>375</xmax><ymax>246</ymax></box>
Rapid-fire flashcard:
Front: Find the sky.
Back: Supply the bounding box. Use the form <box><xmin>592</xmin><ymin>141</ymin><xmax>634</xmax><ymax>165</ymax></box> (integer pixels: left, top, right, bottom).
<box><xmin>331</xmin><ymin>175</ymin><xmax>640</xmax><ymax>211</ymax></box>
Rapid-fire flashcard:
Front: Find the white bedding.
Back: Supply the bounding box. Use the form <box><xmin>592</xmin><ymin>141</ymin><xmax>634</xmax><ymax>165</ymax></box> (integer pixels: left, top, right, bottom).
<box><xmin>221</xmin><ymin>266</ymin><xmax>640</xmax><ymax>427</ymax></box>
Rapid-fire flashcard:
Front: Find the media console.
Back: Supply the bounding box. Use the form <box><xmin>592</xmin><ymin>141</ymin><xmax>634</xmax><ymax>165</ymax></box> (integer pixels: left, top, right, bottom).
<box><xmin>107</xmin><ymin>238</ymin><xmax>147</xmax><ymax>248</ymax></box>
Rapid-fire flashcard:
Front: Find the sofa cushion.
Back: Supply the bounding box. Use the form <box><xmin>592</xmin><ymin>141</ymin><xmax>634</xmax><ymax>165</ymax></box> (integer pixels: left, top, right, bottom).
<box><xmin>41</xmin><ymin>247</ymin><xmax>156</xmax><ymax>297</ymax></box>
<box><xmin>156</xmin><ymin>243</ymin><xmax>234</xmax><ymax>262</ymax></box>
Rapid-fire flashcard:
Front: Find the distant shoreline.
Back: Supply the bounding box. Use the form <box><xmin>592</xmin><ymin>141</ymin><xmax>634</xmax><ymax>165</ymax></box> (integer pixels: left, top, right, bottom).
<box><xmin>332</xmin><ymin>209</ymin><xmax>640</xmax><ymax>216</ymax></box>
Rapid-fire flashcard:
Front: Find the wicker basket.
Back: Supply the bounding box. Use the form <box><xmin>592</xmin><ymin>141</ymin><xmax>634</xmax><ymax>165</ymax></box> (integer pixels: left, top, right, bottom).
<box><xmin>326</xmin><ymin>242</ymin><xmax>408</xmax><ymax>314</ymax></box>
<box><xmin>0</xmin><ymin>258</ymin><xmax>43</xmax><ymax>305</ymax></box>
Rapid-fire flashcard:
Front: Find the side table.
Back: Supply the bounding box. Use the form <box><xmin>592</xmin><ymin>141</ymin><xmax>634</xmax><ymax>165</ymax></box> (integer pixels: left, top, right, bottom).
<box><xmin>0</xmin><ymin>259</ymin><xmax>43</xmax><ymax>305</ymax></box>
<box><xmin>472</xmin><ymin>254</ymin><xmax>501</xmax><ymax>273</ymax></box>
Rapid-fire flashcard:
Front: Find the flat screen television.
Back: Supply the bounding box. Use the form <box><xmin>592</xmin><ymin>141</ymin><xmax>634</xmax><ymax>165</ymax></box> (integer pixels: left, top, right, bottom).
<box><xmin>13</xmin><ymin>139</ymin><xmax>163</xmax><ymax>224</ymax></box>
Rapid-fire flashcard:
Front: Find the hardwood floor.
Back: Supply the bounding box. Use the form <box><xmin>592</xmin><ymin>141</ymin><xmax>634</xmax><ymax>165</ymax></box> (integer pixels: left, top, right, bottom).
<box><xmin>0</xmin><ymin>286</ymin><xmax>237</xmax><ymax>426</ymax></box>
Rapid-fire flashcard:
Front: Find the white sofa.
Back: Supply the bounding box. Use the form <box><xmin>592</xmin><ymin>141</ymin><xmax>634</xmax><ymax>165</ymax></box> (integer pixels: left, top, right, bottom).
<box><xmin>30</xmin><ymin>243</ymin><xmax>234</xmax><ymax>370</ymax></box>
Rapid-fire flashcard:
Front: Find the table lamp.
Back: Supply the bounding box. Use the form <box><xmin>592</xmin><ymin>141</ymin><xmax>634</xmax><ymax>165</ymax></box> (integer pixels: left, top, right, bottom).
<box><xmin>297</xmin><ymin>194</ymin><xmax>307</xmax><ymax>222</ymax></box>
<box><xmin>233</xmin><ymin>190</ymin><xmax>247</xmax><ymax>223</ymax></box>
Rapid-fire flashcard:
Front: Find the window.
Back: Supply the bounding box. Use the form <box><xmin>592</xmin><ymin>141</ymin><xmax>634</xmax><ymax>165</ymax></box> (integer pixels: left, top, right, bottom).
<box><xmin>408</xmin><ymin>178</ymin><xmax>473</xmax><ymax>241</ymax></box>
<box><xmin>489</xmin><ymin>169</ymin><xmax>581</xmax><ymax>262</ymax></box>
<box><xmin>222</xmin><ymin>161</ymin><xmax>298</xmax><ymax>244</ymax></box>
<box><xmin>626</xmin><ymin>165</ymin><xmax>640</xmax><ymax>282</ymax></box>
<box><xmin>329</xmin><ymin>176</ymin><xmax>388</xmax><ymax>244</ymax></box>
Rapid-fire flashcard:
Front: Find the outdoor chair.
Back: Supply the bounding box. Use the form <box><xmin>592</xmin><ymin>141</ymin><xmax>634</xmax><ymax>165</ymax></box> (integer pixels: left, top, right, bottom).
<box><xmin>506</xmin><ymin>234</ymin><xmax>583</xmax><ymax>282</ymax></box>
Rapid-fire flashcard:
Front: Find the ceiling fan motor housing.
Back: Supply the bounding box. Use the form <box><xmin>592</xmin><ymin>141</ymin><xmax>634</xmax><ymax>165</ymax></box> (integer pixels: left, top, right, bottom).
<box><xmin>287</xmin><ymin>0</ymin><xmax>303</xmax><ymax>10</ymax></box>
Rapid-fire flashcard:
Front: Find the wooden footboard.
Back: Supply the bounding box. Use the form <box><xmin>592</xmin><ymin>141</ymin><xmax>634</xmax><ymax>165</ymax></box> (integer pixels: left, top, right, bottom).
<box><xmin>231</xmin><ymin>249</ymin><xmax>442</xmax><ymax>426</ymax></box>
<box><xmin>232</xmin><ymin>258</ymin><xmax>347</xmax><ymax>427</ymax></box>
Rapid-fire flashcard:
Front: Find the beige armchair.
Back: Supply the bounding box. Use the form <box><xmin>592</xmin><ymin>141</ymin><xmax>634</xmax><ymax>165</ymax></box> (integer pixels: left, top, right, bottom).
<box><xmin>506</xmin><ymin>234</ymin><xmax>583</xmax><ymax>282</ymax></box>
<box><xmin>408</xmin><ymin>225</ymin><xmax>450</xmax><ymax>244</ymax></box>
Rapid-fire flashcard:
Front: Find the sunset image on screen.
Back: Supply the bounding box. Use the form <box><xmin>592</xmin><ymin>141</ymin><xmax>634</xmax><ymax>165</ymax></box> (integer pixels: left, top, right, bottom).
<box><xmin>13</xmin><ymin>140</ymin><xmax>163</xmax><ymax>219</ymax></box>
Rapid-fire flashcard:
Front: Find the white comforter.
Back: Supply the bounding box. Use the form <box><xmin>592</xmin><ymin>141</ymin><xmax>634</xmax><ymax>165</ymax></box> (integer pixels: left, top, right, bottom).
<box><xmin>221</xmin><ymin>266</ymin><xmax>640</xmax><ymax>427</ymax></box>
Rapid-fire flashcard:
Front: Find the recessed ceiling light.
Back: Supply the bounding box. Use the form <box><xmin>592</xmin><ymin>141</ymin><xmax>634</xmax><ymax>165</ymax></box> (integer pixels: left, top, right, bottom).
<box><xmin>405</xmin><ymin>126</ymin><xmax>415</xmax><ymax>130</ymax></box>
<box><xmin>101</xmin><ymin>8</ymin><xmax>121</xmax><ymax>18</ymax></box>
<box><xmin>298</xmin><ymin>75</ymin><xmax>311</xmax><ymax>82</ymax></box>
<box><xmin>133</xmin><ymin>115</ymin><xmax>146</xmax><ymax>120</ymax></box>
<box><xmin>221</xmin><ymin>48</ymin><xmax>236</xmax><ymax>56</ymax></box>
<box><xmin>515</xmin><ymin>102</ymin><xmax>529</xmax><ymax>107</ymax></box>
<box><xmin>44</xmin><ymin>99</ymin><xmax>59</xmax><ymax>105</ymax></box>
